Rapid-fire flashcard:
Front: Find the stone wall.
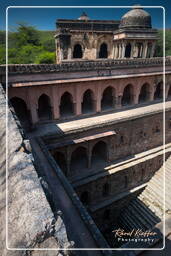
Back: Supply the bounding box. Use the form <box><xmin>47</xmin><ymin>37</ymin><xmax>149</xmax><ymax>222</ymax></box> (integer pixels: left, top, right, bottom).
<box><xmin>0</xmin><ymin>84</ymin><xmax>71</xmax><ymax>256</ymax></box>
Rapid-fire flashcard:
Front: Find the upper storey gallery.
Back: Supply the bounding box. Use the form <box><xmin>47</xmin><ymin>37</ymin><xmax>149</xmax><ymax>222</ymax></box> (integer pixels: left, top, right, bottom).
<box><xmin>55</xmin><ymin>5</ymin><xmax>158</xmax><ymax>63</ymax></box>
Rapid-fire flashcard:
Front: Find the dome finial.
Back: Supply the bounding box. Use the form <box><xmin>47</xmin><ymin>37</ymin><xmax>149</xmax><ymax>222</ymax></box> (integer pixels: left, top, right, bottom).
<box><xmin>78</xmin><ymin>12</ymin><xmax>90</xmax><ymax>20</ymax></box>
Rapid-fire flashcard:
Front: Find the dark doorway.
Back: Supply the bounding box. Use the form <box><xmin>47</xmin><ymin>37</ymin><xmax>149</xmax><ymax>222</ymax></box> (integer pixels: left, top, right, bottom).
<box><xmin>99</xmin><ymin>43</ymin><xmax>108</xmax><ymax>58</ymax></box>
<box><xmin>54</xmin><ymin>151</ymin><xmax>67</xmax><ymax>175</ymax></box>
<box><xmin>10</xmin><ymin>97</ymin><xmax>30</xmax><ymax>129</ymax></box>
<box><xmin>73</xmin><ymin>44</ymin><xmax>83</xmax><ymax>58</ymax></box>
<box><xmin>60</xmin><ymin>92</ymin><xmax>74</xmax><ymax>117</ymax></box>
<box><xmin>38</xmin><ymin>94</ymin><xmax>52</xmax><ymax>121</ymax></box>
<box><xmin>139</xmin><ymin>83</ymin><xmax>149</xmax><ymax>103</ymax></box>
<box><xmin>154</xmin><ymin>82</ymin><xmax>163</xmax><ymax>100</ymax></box>
<box><xmin>103</xmin><ymin>209</ymin><xmax>111</xmax><ymax>221</ymax></box>
<box><xmin>121</xmin><ymin>84</ymin><xmax>133</xmax><ymax>106</ymax></box>
<box><xmin>80</xmin><ymin>191</ymin><xmax>89</xmax><ymax>205</ymax></box>
<box><xmin>125</xmin><ymin>43</ymin><xmax>131</xmax><ymax>58</ymax></box>
<box><xmin>101</xmin><ymin>87</ymin><xmax>115</xmax><ymax>111</ymax></box>
<box><xmin>102</xmin><ymin>182</ymin><xmax>110</xmax><ymax>197</ymax></box>
<box><xmin>71</xmin><ymin>147</ymin><xmax>87</xmax><ymax>172</ymax></box>
<box><xmin>92</xmin><ymin>141</ymin><xmax>107</xmax><ymax>166</ymax></box>
<box><xmin>82</xmin><ymin>89</ymin><xmax>94</xmax><ymax>114</ymax></box>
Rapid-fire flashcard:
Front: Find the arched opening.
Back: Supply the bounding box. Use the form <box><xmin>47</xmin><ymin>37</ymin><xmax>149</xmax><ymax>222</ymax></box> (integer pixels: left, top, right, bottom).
<box><xmin>138</xmin><ymin>83</ymin><xmax>150</xmax><ymax>103</ymax></box>
<box><xmin>71</xmin><ymin>147</ymin><xmax>87</xmax><ymax>171</ymax></box>
<box><xmin>154</xmin><ymin>82</ymin><xmax>163</xmax><ymax>100</ymax></box>
<box><xmin>54</xmin><ymin>151</ymin><xmax>67</xmax><ymax>174</ymax></box>
<box><xmin>124</xmin><ymin>176</ymin><xmax>128</xmax><ymax>188</ymax></box>
<box><xmin>101</xmin><ymin>86</ymin><xmax>115</xmax><ymax>111</ymax></box>
<box><xmin>167</xmin><ymin>86</ymin><xmax>171</xmax><ymax>99</ymax></box>
<box><xmin>102</xmin><ymin>182</ymin><xmax>110</xmax><ymax>197</ymax></box>
<box><xmin>92</xmin><ymin>141</ymin><xmax>107</xmax><ymax>166</ymax></box>
<box><xmin>80</xmin><ymin>191</ymin><xmax>89</xmax><ymax>205</ymax></box>
<box><xmin>82</xmin><ymin>89</ymin><xmax>94</xmax><ymax>114</ymax></box>
<box><xmin>73</xmin><ymin>44</ymin><xmax>83</xmax><ymax>58</ymax></box>
<box><xmin>10</xmin><ymin>97</ymin><xmax>30</xmax><ymax>128</ymax></box>
<box><xmin>99</xmin><ymin>43</ymin><xmax>108</xmax><ymax>58</ymax></box>
<box><xmin>121</xmin><ymin>84</ymin><xmax>133</xmax><ymax>106</ymax></box>
<box><xmin>60</xmin><ymin>92</ymin><xmax>74</xmax><ymax>117</ymax></box>
<box><xmin>103</xmin><ymin>209</ymin><xmax>111</xmax><ymax>221</ymax></box>
<box><xmin>38</xmin><ymin>94</ymin><xmax>52</xmax><ymax>120</ymax></box>
<box><xmin>125</xmin><ymin>43</ymin><xmax>131</xmax><ymax>58</ymax></box>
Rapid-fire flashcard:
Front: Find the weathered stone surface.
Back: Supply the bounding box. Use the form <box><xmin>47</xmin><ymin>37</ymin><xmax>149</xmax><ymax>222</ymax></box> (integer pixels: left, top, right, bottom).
<box><xmin>0</xmin><ymin>84</ymin><xmax>70</xmax><ymax>255</ymax></box>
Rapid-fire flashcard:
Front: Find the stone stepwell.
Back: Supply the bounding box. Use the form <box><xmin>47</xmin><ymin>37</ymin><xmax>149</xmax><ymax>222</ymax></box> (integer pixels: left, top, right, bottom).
<box><xmin>118</xmin><ymin>155</ymin><xmax>171</xmax><ymax>231</ymax></box>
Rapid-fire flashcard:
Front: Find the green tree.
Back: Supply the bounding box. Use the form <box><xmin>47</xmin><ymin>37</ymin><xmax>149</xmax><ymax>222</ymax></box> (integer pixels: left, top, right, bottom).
<box><xmin>35</xmin><ymin>51</ymin><xmax>55</xmax><ymax>64</ymax></box>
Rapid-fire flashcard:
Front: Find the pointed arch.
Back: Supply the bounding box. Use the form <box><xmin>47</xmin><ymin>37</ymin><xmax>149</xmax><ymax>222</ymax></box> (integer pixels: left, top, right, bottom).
<box><xmin>101</xmin><ymin>86</ymin><xmax>115</xmax><ymax>111</ymax></box>
<box><xmin>38</xmin><ymin>94</ymin><xmax>52</xmax><ymax>120</ymax></box>
<box><xmin>60</xmin><ymin>92</ymin><xmax>74</xmax><ymax>117</ymax></box>
<box><xmin>73</xmin><ymin>44</ymin><xmax>83</xmax><ymax>58</ymax></box>
<box><xmin>10</xmin><ymin>97</ymin><xmax>30</xmax><ymax>128</ymax></box>
<box><xmin>138</xmin><ymin>83</ymin><xmax>150</xmax><ymax>103</ymax></box>
<box><xmin>92</xmin><ymin>141</ymin><xmax>107</xmax><ymax>166</ymax></box>
<box><xmin>154</xmin><ymin>82</ymin><xmax>163</xmax><ymax>100</ymax></box>
<box><xmin>122</xmin><ymin>84</ymin><xmax>133</xmax><ymax>106</ymax></box>
<box><xmin>71</xmin><ymin>146</ymin><xmax>88</xmax><ymax>171</ymax></box>
<box><xmin>82</xmin><ymin>89</ymin><xmax>94</xmax><ymax>114</ymax></box>
<box><xmin>99</xmin><ymin>43</ymin><xmax>108</xmax><ymax>58</ymax></box>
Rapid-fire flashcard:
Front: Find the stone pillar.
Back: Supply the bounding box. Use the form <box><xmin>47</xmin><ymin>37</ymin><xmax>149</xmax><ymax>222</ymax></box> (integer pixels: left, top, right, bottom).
<box><xmin>131</xmin><ymin>41</ymin><xmax>135</xmax><ymax>58</ymax></box>
<box><xmin>119</xmin><ymin>44</ymin><xmax>123</xmax><ymax>58</ymax></box>
<box><xmin>115</xmin><ymin>95</ymin><xmax>122</xmax><ymax>109</ymax></box>
<box><xmin>75</xmin><ymin>100</ymin><xmax>81</xmax><ymax>116</ymax></box>
<box><xmin>94</xmin><ymin>98</ymin><xmax>101</xmax><ymax>113</ymax></box>
<box><xmin>52</xmin><ymin>86</ymin><xmax>60</xmax><ymax>119</ymax></box>
<box><xmin>142</xmin><ymin>42</ymin><xmax>148</xmax><ymax>58</ymax></box>
<box><xmin>133</xmin><ymin>93</ymin><xmax>139</xmax><ymax>105</ymax></box>
<box><xmin>122</xmin><ymin>43</ymin><xmax>126</xmax><ymax>58</ymax></box>
<box><xmin>30</xmin><ymin>104</ymin><xmax>39</xmax><ymax>124</ymax></box>
<box><xmin>149</xmin><ymin>88</ymin><xmax>155</xmax><ymax>101</ymax></box>
<box><xmin>150</xmin><ymin>42</ymin><xmax>156</xmax><ymax>58</ymax></box>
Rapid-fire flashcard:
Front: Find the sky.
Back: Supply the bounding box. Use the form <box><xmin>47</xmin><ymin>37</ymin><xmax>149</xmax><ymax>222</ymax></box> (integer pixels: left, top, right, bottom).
<box><xmin>0</xmin><ymin>0</ymin><xmax>171</xmax><ymax>31</ymax></box>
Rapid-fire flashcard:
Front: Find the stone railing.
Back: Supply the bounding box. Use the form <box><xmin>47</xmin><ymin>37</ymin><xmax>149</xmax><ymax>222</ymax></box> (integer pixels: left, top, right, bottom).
<box><xmin>0</xmin><ymin>57</ymin><xmax>170</xmax><ymax>75</ymax></box>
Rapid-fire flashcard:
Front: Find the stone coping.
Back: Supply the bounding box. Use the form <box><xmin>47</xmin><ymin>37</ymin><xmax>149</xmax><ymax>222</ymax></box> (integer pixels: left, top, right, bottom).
<box><xmin>30</xmin><ymin>101</ymin><xmax>170</xmax><ymax>140</ymax></box>
<box><xmin>0</xmin><ymin>57</ymin><xmax>170</xmax><ymax>75</ymax></box>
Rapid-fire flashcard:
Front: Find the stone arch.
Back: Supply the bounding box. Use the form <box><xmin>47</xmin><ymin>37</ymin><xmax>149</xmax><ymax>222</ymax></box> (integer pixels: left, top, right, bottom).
<box><xmin>82</xmin><ymin>89</ymin><xmax>94</xmax><ymax>114</ymax></box>
<box><xmin>154</xmin><ymin>82</ymin><xmax>163</xmax><ymax>100</ymax></box>
<box><xmin>99</xmin><ymin>43</ymin><xmax>108</xmax><ymax>58</ymax></box>
<box><xmin>73</xmin><ymin>44</ymin><xmax>83</xmax><ymax>58</ymax></box>
<box><xmin>80</xmin><ymin>191</ymin><xmax>89</xmax><ymax>205</ymax></box>
<box><xmin>71</xmin><ymin>146</ymin><xmax>88</xmax><ymax>171</ymax></box>
<box><xmin>121</xmin><ymin>84</ymin><xmax>133</xmax><ymax>106</ymax></box>
<box><xmin>10</xmin><ymin>97</ymin><xmax>30</xmax><ymax>127</ymax></box>
<box><xmin>38</xmin><ymin>94</ymin><xmax>52</xmax><ymax>120</ymax></box>
<box><xmin>60</xmin><ymin>92</ymin><xmax>74</xmax><ymax>117</ymax></box>
<box><xmin>91</xmin><ymin>141</ymin><xmax>107</xmax><ymax>166</ymax></box>
<box><xmin>125</xmin><ymin>43</ymin><xmax>131</xmax><ymax>58</ymax></box>
<box><xmin>101</xmin><ymin>86</ymin><xmax>115</xmax><ymax>111</ymax></box>
<box><xmin>54</xmin><ymin>151</ymin><xmax>67</xmax><ymax>174</ymax></box>
<box><xmin>138</xmin><ymin>83</ymin><xmax>150</xmax><ymax>103</ymax></box>
<box><xmin>102</xmin><ymin>182</ymin><xmax>110</xmax><ymax>197</ymax></box>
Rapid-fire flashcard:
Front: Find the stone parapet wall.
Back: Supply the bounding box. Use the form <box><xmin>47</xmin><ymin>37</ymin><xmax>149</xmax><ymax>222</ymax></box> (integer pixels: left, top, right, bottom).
<box><xmin>0</xmin><ymin>57</ymin><xmax>170</xmax><ymax>75</ymax></box>
<box><xmin>0</xmin><ymin>84</ymin><xmax>71</xmax><ymax>255</ymax></box>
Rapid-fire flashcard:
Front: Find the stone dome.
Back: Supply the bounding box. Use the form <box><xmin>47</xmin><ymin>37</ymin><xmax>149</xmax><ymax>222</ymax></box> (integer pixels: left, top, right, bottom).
<box><xmin>119</xmin><ymin>5</ymin><xmax>152</xmax><ymax>29</ymax></box>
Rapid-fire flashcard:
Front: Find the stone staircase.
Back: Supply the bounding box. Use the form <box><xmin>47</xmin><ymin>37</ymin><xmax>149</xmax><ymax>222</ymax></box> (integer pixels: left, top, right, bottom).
<box><xmin>118</xmin><ymin>155</ymin><xmax>171</xmax><ymax>230</ymax></box>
